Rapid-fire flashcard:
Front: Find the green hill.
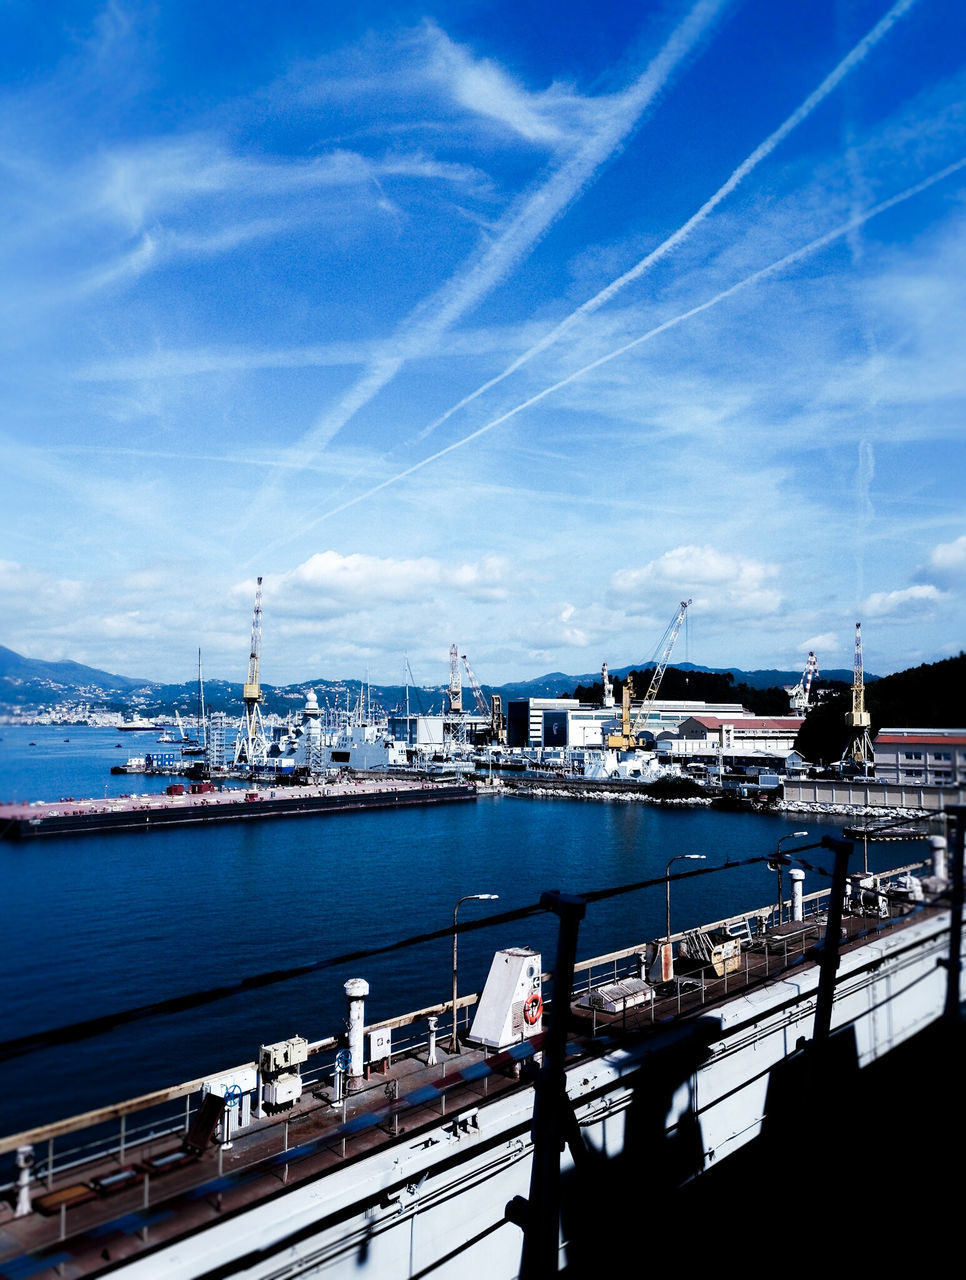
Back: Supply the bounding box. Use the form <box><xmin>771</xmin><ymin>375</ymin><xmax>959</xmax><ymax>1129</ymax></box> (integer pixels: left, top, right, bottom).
<box><xmin>794</xmin><ymin>653</ymin><xmax>966</xmax><ymax>765</ymax></box>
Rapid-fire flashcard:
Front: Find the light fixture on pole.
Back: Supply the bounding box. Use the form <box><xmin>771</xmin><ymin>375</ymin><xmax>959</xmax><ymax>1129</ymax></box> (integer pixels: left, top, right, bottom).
<box><xmin>451</xmin><ymin>893</ymin><xmax>499</xmax><ymax>1054</ymax></box>
<box><xmin>665</xmin><ymin>854</ymin><xmax>707</xmax><ymax>954</ymax></box>
<box><xmin>769</xmin><ymin>831</ymin><xmax>808</xmax><ymax>925</ymax></box>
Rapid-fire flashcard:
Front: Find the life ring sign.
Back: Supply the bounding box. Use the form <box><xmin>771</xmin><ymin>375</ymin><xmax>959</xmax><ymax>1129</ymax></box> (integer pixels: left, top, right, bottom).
<box><xmin>523</xmin><ymin>993</ymin><xmax>543</xmax><ymax>1026</ymax></box>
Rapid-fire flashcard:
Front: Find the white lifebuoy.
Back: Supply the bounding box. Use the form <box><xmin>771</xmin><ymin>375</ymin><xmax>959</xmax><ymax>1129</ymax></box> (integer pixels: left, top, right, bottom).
<box><xmin>523</xmin><ymin>993</ymin><xmax>542</xmax><ymax>1026</ymax></box>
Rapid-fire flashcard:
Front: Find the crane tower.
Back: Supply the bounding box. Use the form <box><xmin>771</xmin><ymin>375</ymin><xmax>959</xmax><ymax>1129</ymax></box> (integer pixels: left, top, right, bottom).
<box><xmin>607</xmin><ymin>599</ymin><xmax>691</xmax><ymax>750</ymax></box>
<box><xmin>447</xmin><ymin>644</ymin><xmax>463</xmax><ymax>715</ymax></box>
<box><xmin>788</xmin><ymin>651</ymin><xmax>819</xmax><ymax>716</ymax></box>
<box><xmin>839</xmin><ymin>622</ymin><xmax>873</xmax><ymax>773</ymax></box>
<box><xmin>234</xmin><ymin>576</ymin><xmax>271</xmax><ymax>768</ymax></box>
<box><xmin>462</xmin><ymin>652</ymin><xmax>506</xmax><ymax>744</ymax></box>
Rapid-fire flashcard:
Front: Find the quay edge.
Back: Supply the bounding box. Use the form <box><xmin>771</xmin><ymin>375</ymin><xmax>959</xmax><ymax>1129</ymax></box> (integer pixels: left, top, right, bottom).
<box><xmin>0</xmin><ymin>779</ymin><xmax>477</xmax><ymax>840</ymax></box>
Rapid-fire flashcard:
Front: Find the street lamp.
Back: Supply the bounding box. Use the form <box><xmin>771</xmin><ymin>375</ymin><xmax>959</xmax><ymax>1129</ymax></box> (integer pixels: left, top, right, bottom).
<box><xmin>769</xmin><ymin>831</ymin><xmax>808</xmax><ymax>925</ymax></box>
<box><xmin>665</xmin><ymin>855</ymin><xmax>707</xmax><ymax>953</ymax></box>
<box><xmin>451</xmin><ymin>893</ymin><xmax>499</xmax><ymax>1054</ymax></box>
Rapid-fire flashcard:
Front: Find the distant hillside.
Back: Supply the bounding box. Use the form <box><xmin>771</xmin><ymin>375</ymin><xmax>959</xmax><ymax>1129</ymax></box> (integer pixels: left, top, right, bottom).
<box><xmin>0</xmin><ymin>641</ymin><xmax>871</xmax><ymax>719</ymax></box>
<box><xmin>0</xmin><ymin>645</ymin><xmax>153</xmax><ymax>710</ymax></box>
<box><xmin>794</xmin><ymin>652</ymin><xmax>966</xmax><ymax>764</ymax></box>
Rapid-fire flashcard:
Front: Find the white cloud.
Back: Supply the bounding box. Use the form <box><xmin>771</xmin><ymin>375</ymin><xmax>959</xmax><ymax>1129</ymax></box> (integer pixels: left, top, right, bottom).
<box><xmin>253</xmin><ymin>551</ymin><xmax>512</xmax><ymax>617</ymax></box>
<box><xmin>610</xmin><ymin>546</ymin><xmax>782</xmax><ymax>617</ymax></box>
<box><xmin>422</xmin><ymin>23</ymin><xmax>600</xmax><ymax>147</ymax></box>
<box><xmin>862</xmin><ymin>584</ymin><xmax>945</xmax><ymax>617</ymax></box>
<box><xmin>928</xmin><ymin>535</ymin><xmax>966</xmax><ymax>582</ymax></box>
<box><xmin>802</xmin><ymin>633</ymin><xmax>841</xmax><ymax>660</ymax></box>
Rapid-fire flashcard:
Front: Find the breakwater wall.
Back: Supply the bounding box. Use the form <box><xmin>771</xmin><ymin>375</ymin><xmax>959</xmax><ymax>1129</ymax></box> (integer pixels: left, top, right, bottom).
<box><xmin>783</xmin><ymin>778</ymin><xmax>964</xmax><ymax>813</ymax></box>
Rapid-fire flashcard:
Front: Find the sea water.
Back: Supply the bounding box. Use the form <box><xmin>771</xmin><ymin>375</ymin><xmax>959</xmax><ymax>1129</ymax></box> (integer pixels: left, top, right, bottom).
<box><xmin>0</xmin><ymin>724</ymin><xmax>931</xmax><ymax>1139</ymax></box>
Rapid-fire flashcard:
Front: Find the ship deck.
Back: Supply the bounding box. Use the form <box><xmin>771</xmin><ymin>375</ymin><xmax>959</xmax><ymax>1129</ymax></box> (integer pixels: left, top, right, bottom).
<box><xmin>0</xmin><ymin>878</ymin><xmax>950</xmax><ymax>1278</ymax></box>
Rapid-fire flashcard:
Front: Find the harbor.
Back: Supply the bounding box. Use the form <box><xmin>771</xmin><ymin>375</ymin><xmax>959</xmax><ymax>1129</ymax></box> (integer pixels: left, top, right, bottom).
<box><xmin>0</xmin><ymin>723</ymin><xmax>961</xmax><ymax>1276</ymax></box>
<box><xmin>0</xmin><ymin>827</ymin><xmax>961</xmax><ymax>1277</ymax></box>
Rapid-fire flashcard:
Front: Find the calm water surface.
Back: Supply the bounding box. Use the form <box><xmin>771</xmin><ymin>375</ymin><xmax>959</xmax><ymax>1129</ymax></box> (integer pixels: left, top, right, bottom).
<box><xmin>0</xmin><ymin>725</ymin><xmax>933</xmax><ymax>1137</ymax></box>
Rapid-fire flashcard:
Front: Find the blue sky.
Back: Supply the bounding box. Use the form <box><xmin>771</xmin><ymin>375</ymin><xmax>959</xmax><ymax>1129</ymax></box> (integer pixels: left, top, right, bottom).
<box><xmin>2</xmin><ymin>0</ymin><xmax>965</xmax><ymax>689</ymax></box>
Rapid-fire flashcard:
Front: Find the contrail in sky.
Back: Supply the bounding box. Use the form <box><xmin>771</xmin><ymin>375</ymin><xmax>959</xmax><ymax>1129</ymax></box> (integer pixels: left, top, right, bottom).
<box><xmin>263</xmin><ymin>156</ymin><xmax>965</xmax><ymax>548</ymax></box>
<box><xmin>249</xmin><ymin>0</ymin><xmax>729</xmax><ymax>510</ymax></box>
<box><xmin>409</xmin><ymin>0</ymin><xmax>919</xmax><ymax>447</ymax></box>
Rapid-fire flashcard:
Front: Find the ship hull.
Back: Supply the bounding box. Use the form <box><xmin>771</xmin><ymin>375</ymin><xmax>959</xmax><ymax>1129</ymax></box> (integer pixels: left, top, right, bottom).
<box><xmin>9</xmin><ymin>897</ymin><xmax>958</xmax><ymax>1278</ymax></box>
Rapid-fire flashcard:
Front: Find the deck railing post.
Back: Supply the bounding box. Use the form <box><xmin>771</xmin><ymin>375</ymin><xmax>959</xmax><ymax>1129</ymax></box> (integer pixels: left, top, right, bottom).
<box><xmin>944</xmin><ymin>808</ymin><xmax>965</xmax><ymax>1024</ymax></box>
<box><xmin>516</xmin><ymin>891</ymin><xmax>586</xmax><ymax>1280</ymax></box>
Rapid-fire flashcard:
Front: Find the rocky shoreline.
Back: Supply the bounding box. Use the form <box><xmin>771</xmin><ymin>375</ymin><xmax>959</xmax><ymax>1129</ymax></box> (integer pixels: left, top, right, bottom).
<box><xmin>496</xmin><ymin>776</ymin><xmax>934</xmax><ymax>825</ymax></box>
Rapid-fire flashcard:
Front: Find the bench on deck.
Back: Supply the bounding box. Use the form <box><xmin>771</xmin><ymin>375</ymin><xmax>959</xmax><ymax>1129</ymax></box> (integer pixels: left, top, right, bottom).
<box><xmin>90</xmin><ymin>1165</ymin><xmax>144</xmax><ymax>1195</ymax></box>
<box><xmin>34</xmin><ymin>1182</ymin><xmax>99</xmax><ymax>1215</ymax></box>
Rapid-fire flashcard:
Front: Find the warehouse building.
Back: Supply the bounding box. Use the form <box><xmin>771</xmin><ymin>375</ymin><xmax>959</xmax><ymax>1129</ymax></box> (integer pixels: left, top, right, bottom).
<box><xmin>872</xmin><ymin>728</ymin><xmax>966</xmax><ymax>787</ymax></box>
<box><xmin>505</xmin><ymin>697</ymin><xmax>751</xmax><ymax>750</ymax></box>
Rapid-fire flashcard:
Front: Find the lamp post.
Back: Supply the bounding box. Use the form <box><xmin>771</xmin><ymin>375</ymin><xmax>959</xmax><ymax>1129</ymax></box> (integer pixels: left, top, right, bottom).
<box><xmin>770</xmin><ymin>831</ymin><xmax>808</xmax><ymax>925</ymax></box>
<box><xmin>451</xmin><ymin>893</ymin><xmax>499</xmax><ymax>1054</ymax></box>
<box><xmin>665</xmin><ymin>855</ymin><xmax>707</xmax><ymax>953</ymax></box>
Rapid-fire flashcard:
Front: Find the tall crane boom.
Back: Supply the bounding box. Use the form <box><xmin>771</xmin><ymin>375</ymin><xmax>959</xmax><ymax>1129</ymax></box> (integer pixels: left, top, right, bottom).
<box><xmin>840</xmin><ymin>621</ymin><xmax>873</xmax><ymax>771</ymax></box>
<box><xmin>629</xmin><ymin>598</ymin><xmax>692</xmax><ymax>736</ymax></box>
<box><xmin>461</xmin><ymin>653</ymin><xmax>490</xmax><ymax>718</ymax></box>
<box><xmin>234</xmin><ymin>576</ymin><xmax>270</xmax><ymax>768</ymax></box>
<box><xmin>447</xmin><ymin>644</ymin><xmax>463</xmax><ymax>715</ymax></box>
<box><xmin>243</xmin><ymin>576</ymin><xmax>264</xmax><ymax>705</ymax></box>
<box><xmin>606</xmin><ymin>598</ymin><xmax>691</xmax><ymax>750</ymax></box>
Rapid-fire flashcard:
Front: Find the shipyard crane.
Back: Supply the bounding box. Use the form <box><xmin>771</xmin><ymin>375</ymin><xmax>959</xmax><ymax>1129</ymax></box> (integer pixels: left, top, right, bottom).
<box><xmin>445</xmin><ymin>643</ymin><xmax>467</xmax><ymax>749</ymax></box>
<box><xmin>601</xmin><ymin>662</ymin><xmax>615</xmax><ymax>708</ymax></box>
<box><xmin>839</xmin><ymin>622</ymin><xmax>873</xmax><ymax>773</ymax></box>
<box><xmin>234</xmin><ymin>576</ymin><xmax>271</xmax><ymax>768</ymax></box>
<box><xmin>446</xmin><ymin>644</ymin><xmax>463</xmax><ymax>715</ymax></box>
<box><xmin>462</xmin><ymin>652</ymin><xmax>506</xmax><ymax>744</ymax></box>
<box><xmin>607</xmin><ymin>598</ymin><xmax>692</xmax><ymax>751</ymax></box>
<box><xmin>461</xmin><ymin>653</ymin><xmax>490</xmax><ymax>717</ymax></box>
<box><xmin>787</xmin><ymin>651</ymin><xmax>819</xmax><ymax>716</ymax></box>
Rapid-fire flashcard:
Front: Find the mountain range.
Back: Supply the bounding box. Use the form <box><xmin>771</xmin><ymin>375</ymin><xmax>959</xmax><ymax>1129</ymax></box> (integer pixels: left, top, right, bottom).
<box><xmin>0</xmin><ymin>643</ymin><xmax>858</xmax><ymax>719</ymax></box>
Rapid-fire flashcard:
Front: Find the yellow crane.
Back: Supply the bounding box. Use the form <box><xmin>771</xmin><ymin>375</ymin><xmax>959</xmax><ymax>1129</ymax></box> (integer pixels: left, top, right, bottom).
<box><xmin>840</xmin><ymin>621</ymin><xmax>873</xmax><ymax>773</ymax></box>
<box><xmin>234</xmin><ymin>576</ymin><xmax>270</xmax><ymax>767</ymax></box>
<box><xmin>606</xmin><ymin>599</ymin><xmax>692</xmax><ymax>751</ymax></box>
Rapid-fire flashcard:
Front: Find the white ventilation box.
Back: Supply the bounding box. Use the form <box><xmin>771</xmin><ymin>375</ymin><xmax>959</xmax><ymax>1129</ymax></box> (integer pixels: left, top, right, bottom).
<box><xmin>467</xmin><ymin>947</ymin><xmax>542</xmax><ymax>1050</ymax></box>
<box><xmin>263</xmin><ymin>1071</ymin><xmax>303</xmax><ymax>1108</ymax></box>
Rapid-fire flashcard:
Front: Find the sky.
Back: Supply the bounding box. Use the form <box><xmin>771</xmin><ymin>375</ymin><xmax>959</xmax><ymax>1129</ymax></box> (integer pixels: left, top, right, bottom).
<box><xmin>2</xmin><ymin>0</ymin><xmax>965</xmax><ymax>691</ymax></box>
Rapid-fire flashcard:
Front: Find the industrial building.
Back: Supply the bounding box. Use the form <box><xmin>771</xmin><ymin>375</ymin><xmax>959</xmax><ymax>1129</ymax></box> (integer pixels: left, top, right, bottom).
<box><xmin>872</xmin><ymin>728</ymin><xmax>966</xmax><ymax>787</ymax></box>
<box><xmin>505</xmin><ymin>697</ymin><xmax>752</xmax><ymax>751</ymax></box>
<box><xmin>655</xmin><ymin>715</ymin><xmax>804</xmax><ymax>765</ymax></box>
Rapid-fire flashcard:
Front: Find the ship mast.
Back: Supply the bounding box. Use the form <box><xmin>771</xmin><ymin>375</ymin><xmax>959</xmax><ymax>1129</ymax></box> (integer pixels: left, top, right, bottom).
<box><xmin>197</xmin><ymin>648</ymin><xmax>207</xmax><ymax>748</ymax></box>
